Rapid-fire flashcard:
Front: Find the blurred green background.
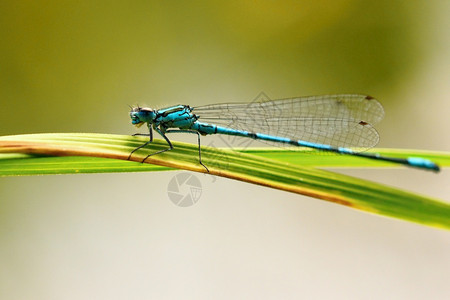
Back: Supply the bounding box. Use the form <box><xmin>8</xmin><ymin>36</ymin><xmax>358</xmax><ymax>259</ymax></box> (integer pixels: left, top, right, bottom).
<box><xmin>0</xmin><ymin>0</ymin><xmax>446</xmax><ymax>144</ymax></box>
<box><xmin>1</xmin><ymin>1</ymin><xmax>449</xmax><ymax>299</ymax></box>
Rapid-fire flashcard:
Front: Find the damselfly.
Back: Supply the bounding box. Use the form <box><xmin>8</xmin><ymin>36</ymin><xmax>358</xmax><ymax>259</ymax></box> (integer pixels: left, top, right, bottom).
<box><xmin>128</xmin><ymin>94</ymin><xmax>440</xmax><ymax>172</ymax></box>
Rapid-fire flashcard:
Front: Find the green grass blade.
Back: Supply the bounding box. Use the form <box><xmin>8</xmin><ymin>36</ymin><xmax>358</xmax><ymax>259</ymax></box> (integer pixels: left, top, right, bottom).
<box><xmin>1</xmin><ymin>133</ymin><xmax>449</xmax><ymax>229</ymax></box>
<box><xmin>240</xmin><ymin>148</ymin><xmax>450</xmax><ymax>168</ymax></box>
<box><xmin>0</xmin><ymin>154</ymin><xmax>169</xmax><ymax>175</ymax></box>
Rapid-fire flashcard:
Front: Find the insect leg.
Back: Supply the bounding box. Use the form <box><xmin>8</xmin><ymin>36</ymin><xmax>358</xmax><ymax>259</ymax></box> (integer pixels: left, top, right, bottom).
<box><xmin>141</xmin><ymin>127</ymin><xmax>174</xmax><ymax>163</ymax></box>
<box><xmin>128</xmin><ymin>125</ymin><xmax>153</xmax><ymax>160</ymax></box>
<box><xmin>166</xmin><ymin>129</ymin><xmax>209</xmax><ymax>172</ymax></box>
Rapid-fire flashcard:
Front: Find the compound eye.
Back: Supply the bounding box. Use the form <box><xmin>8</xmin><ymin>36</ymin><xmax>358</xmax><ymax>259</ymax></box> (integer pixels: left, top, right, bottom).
<box><xmin>130</xmin><ymin>114</ymin><xmax>139</xmax><ymax>123</ymax></box>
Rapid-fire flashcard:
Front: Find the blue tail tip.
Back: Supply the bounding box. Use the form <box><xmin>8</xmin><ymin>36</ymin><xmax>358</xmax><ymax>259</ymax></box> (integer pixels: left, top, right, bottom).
<box><xmin>407</xmin><ymin>157</ymin><xmax>440</xmax><ymax>172</ymax></box>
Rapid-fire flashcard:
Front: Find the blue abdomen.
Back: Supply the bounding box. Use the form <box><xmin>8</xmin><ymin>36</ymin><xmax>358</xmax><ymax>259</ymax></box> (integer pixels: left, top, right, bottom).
<box><xmin>191</xmin><ymin>122</ymin><xmax>251</xmax><ymax>137</ymax></box>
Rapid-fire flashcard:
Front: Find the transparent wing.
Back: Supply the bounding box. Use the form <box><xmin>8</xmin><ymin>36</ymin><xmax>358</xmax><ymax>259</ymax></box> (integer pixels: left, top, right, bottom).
<box><xmin>193</xmin><ymin>94</ymin><xmax>383</xmax><ymax>150</ymax></box>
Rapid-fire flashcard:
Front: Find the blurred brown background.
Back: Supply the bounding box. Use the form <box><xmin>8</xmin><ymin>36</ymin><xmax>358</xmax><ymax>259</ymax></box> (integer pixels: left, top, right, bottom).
<box><xmin>1</xmin><ymin>1</ymin><xmax>449</xmax><ymax>299</ymax></box>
